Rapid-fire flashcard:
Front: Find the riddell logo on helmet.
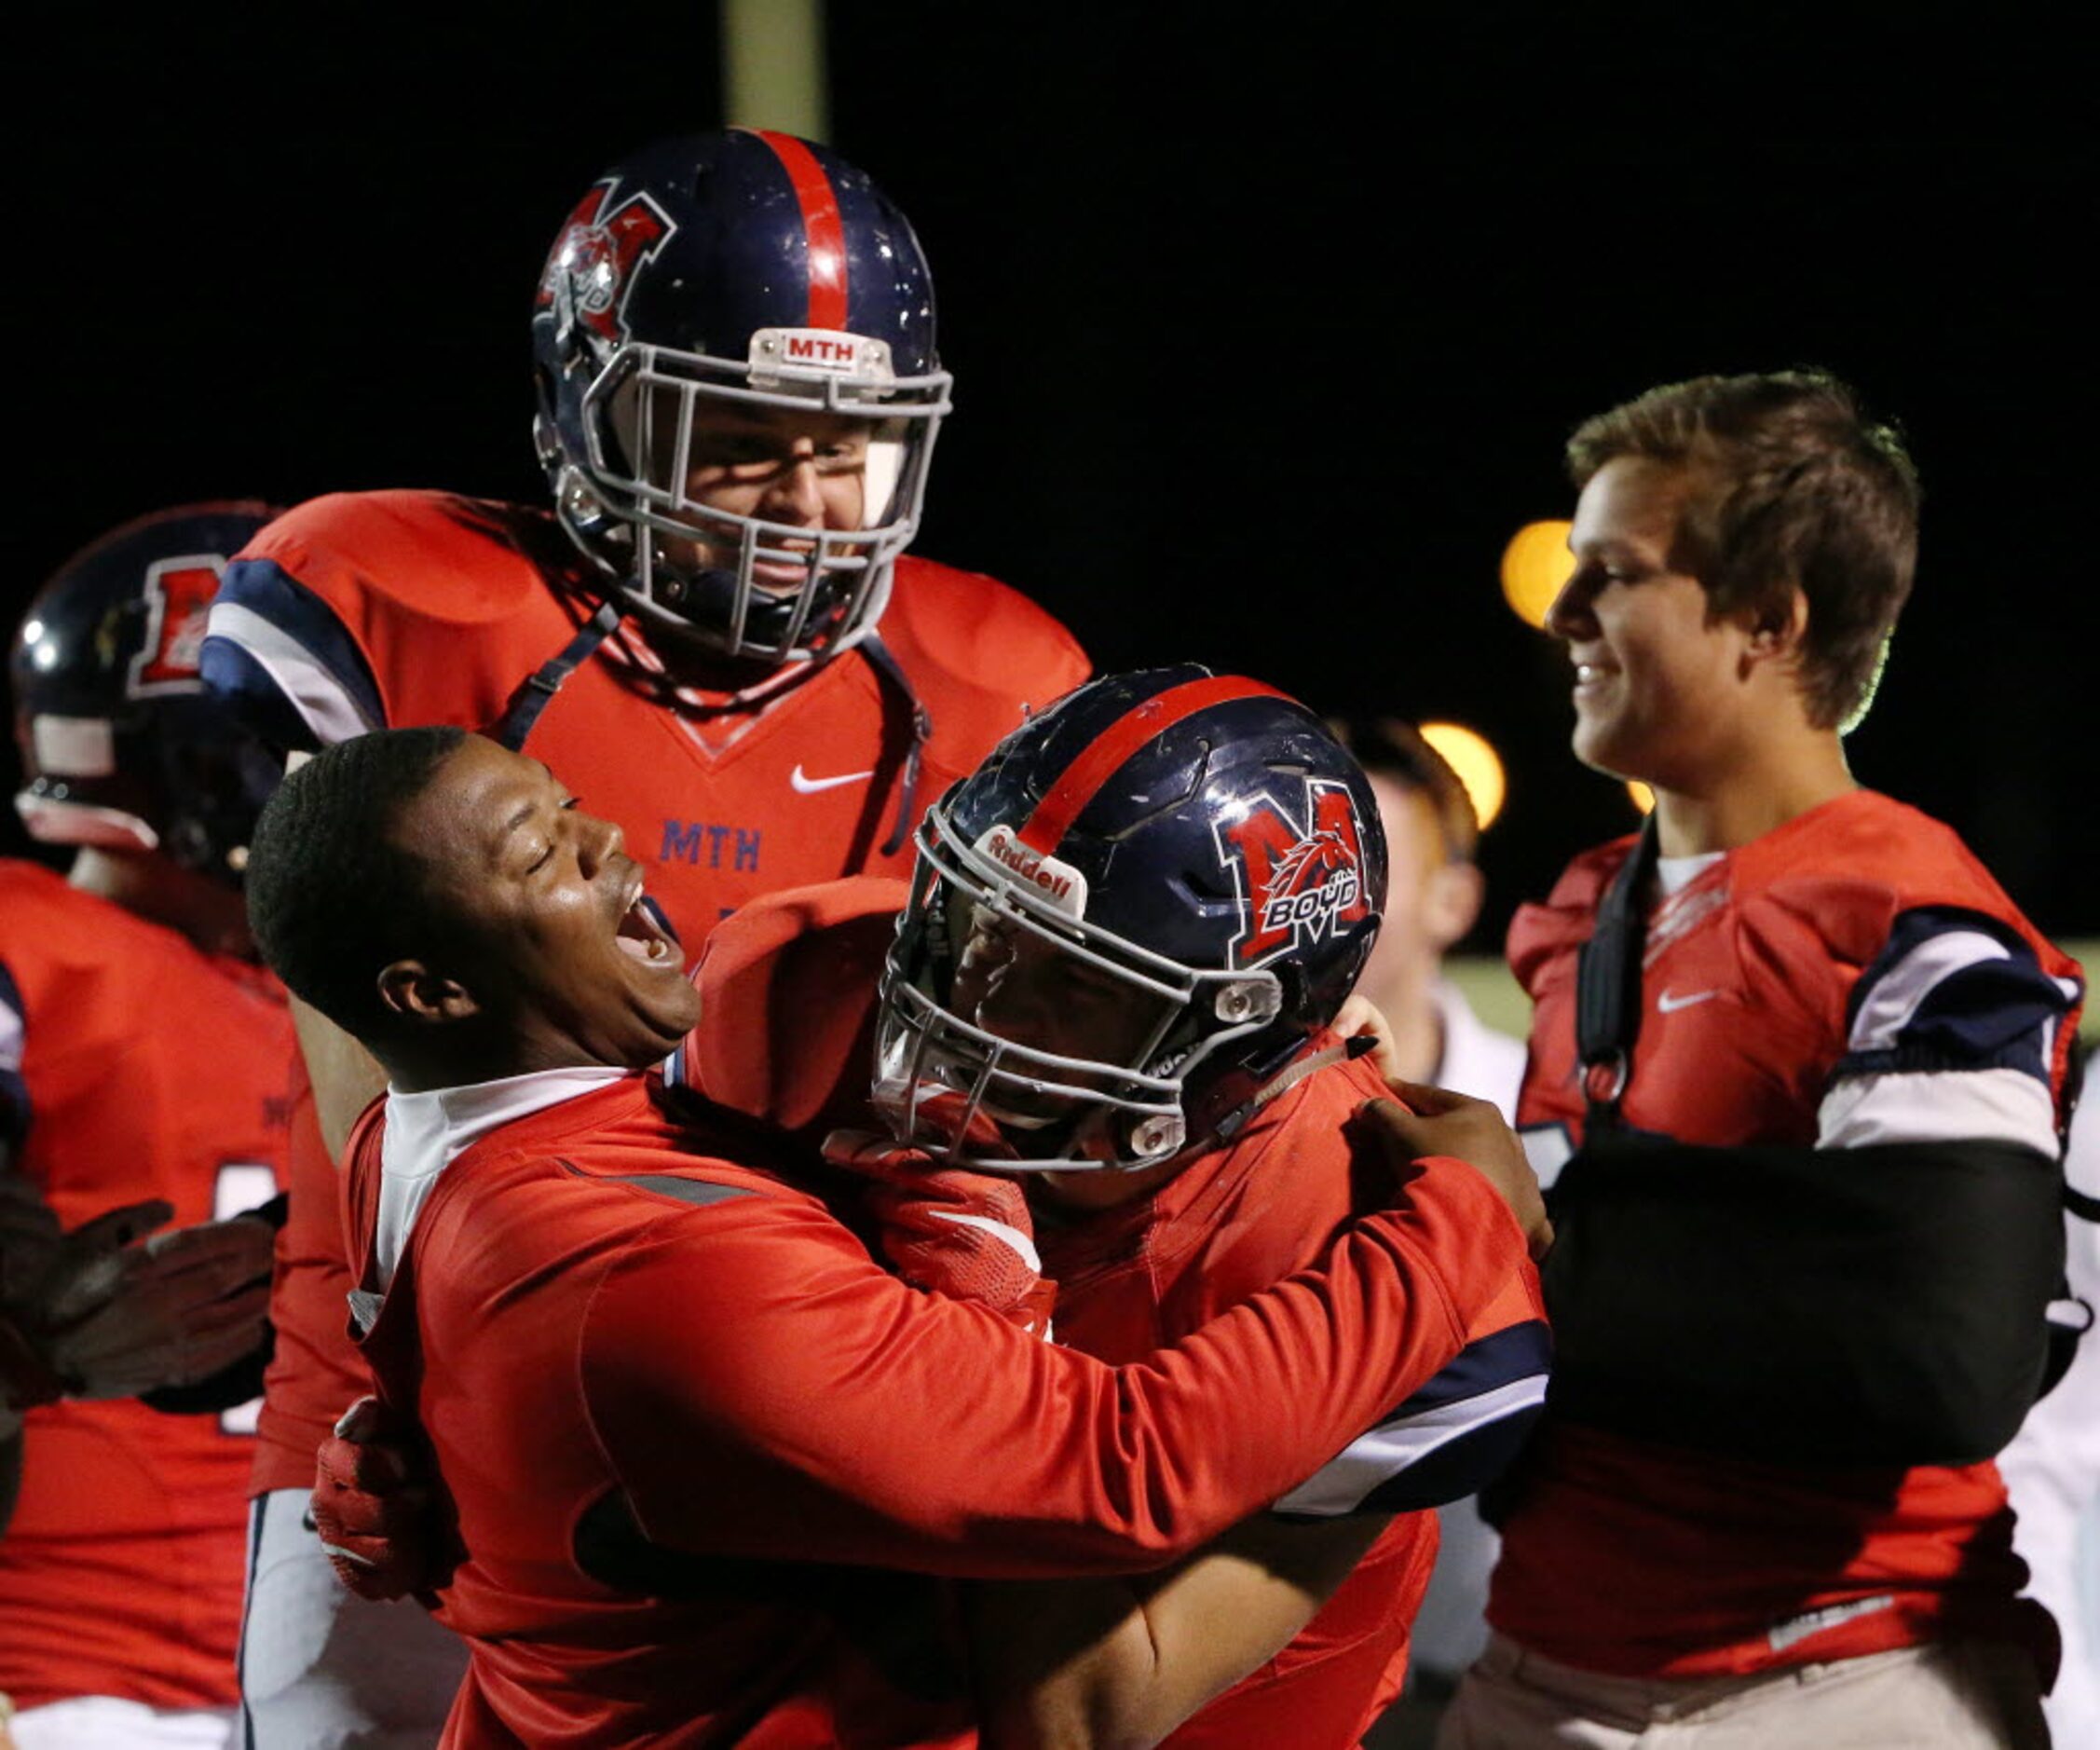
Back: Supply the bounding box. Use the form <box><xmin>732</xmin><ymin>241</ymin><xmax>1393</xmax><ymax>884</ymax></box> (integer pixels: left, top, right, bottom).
<box><xmin>537</xmin><ymin>183</ymin><xmax>675</xmax><ymax>346</ymax></box>
<box><xmin>975</xmin><ymin>826</ymin><xmax>1089</xmax><ymax>920</ymax></box>
<box><xmin>1214</xmin><ymin>781</ymin><xmax>1370</xmax><ymax>969</ymax></box>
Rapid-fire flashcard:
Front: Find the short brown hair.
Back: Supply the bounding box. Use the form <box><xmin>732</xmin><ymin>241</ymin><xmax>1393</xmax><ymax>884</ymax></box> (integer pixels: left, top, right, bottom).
<box><xmin>1567</xmin><ymin>370</ymin><xmax>1920</xmax><ymax>729</ymax></box>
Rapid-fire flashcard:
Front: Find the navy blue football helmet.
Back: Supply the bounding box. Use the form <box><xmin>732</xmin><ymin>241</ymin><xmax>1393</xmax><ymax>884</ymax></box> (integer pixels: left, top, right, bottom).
<box><xmin>877</xmin><ymin>666</ymin><xmax>1389</xmax><ymax>1170</ymax></box>
<box><xmin>532</xmin><ymin>130</ymin><xmax>951</xmax><ymax>665</ymax></box>
<box><xmin>10</xmin><ymin>504</ymin><xmax>283</xmax><ymax>885</ymax></box>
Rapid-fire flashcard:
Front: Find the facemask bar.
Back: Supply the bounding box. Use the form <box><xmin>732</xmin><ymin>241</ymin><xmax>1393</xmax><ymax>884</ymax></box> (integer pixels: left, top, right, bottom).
<box><xmin>875</xmin><ymin>805</ymin><xmax>1286</xmax><ymax>1171</ymax></box>
<box><xmin>577</xmin><ymin>342</ymin><xmax>949</xmax><ymax>663</ymax></box>
<box><xmin>14</xmin><ymin>790</ymin><xmax>157</xmax><ymax>853</ymax></box>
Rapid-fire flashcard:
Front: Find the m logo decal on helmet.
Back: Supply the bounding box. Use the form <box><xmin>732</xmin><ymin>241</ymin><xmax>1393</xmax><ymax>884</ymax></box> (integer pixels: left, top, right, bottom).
<box><xmin>127</xmin><ymin>556</ymin><xmax>225</xmax><ymax>696</ymax></box>
<box><xmin>1216</xmin><ymin>781</ymin><xmax>1370</xmax><ymax>970</ymax></box>
<box><xmin>537</xmin><ymin>183</ymin><xmax>675</xmax><ymax>348</ymax></box>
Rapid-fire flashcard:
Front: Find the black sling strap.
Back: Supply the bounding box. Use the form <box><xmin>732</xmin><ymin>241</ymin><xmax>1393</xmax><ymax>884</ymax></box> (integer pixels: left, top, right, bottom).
<box><xmin>1573</xmin><ymin>816</ymin><xmax>1657</xmax><ymax>1134</ymax></box>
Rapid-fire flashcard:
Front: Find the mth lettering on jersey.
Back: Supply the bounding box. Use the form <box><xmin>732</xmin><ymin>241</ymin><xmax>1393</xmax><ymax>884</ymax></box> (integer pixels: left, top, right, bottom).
<box><xmin>660</xmin><ymin>819</ymin><xmax>763</xmax><ymax>871</ymax></box>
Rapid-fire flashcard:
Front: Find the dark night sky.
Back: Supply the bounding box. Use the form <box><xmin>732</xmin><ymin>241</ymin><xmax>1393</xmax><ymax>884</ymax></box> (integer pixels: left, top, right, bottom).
<box><xmin>6</xmin><ymin>7</ymin><xmax>2092</xmax><ymax>944</ymax></box>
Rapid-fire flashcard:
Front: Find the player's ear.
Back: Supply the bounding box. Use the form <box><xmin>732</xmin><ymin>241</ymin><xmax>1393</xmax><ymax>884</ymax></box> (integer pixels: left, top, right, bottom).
<box><xmin>1423</xmin><ymin>859</ymin><xmax>1485</xmax><ymax>954</ymax></box>
<box><xmin>1740</xmin><ymin>583</ymin><xmax>1809</xmax><ymax>670</ymax></box>
<box><xmin>376</xmin><ymin>960</ymin><xmax>482</xmax><ymax>1026</ymax></box>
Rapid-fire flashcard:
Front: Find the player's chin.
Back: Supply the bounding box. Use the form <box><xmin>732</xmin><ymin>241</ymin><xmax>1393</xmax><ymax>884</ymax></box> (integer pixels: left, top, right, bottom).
<box><xmin>610</xmin><ymin>989</ymin><xmax>703</xmax><ymax>1068</ymax></box>
<box><xmin>609</xmin><ymin>950</ymin><xmax>702</xmax><ymax>1036</ymax></box>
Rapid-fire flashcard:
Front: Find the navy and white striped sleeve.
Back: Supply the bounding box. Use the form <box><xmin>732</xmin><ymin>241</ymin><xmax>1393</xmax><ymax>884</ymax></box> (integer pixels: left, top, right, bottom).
<box><xmin>1817</xmin><ymin>905</ymin><xmax>2080</xmax><ymax>1155</ymax></box>
<box><xmin>1272</xmin><ymin>1318</ymin><xmax>1551</xmax><ymax>1517</ymax></box>
<box><xmin>199</xmin><ymin>557</ymin><xmax>387</xmax><ymax>751</ymax></box>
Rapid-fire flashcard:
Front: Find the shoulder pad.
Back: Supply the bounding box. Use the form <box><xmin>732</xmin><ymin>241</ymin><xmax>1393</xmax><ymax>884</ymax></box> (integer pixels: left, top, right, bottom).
<box><xmin>210</xmin><ymin>493</ymin><xmax>592</xmax><ymax>740</ymax></box>
<box><xmin>244</xmin><ymin>492</ymin><xmax>577</xmax><ymax>630</ymax></box>
<box><xmin>877</xmin><ymin>555</ymin><xmax>1092</xmax><ymax>753</ymax></box>
<box><xmin>677</xmin><ymin>877</ymin><xmax>904</xmax><ymax>1138</ymax></box>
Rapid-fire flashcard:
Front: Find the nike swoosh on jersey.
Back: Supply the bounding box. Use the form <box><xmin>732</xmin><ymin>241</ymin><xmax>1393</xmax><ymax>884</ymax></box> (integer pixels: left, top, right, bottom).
<box><xmin>789</xmin><ymin>764</ymin><xmax>877</xmax><ymax>794</ymax></box>
<box><xmin>1657</xmin><ymin>988</ymin><xmax>1723</xmax><ymax>1013</ymax></box>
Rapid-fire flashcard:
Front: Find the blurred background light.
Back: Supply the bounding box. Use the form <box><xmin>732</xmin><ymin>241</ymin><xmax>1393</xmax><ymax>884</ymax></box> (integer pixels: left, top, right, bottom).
<box><xmin>1419</xmin><ymin>720</ymin><xmax>1506</xmax><ymax>831</ymax></box>
<box><xmin>1500</xmin><ymin>520</ymin><xmax>1575</xmax><ymax>629</ymax></box>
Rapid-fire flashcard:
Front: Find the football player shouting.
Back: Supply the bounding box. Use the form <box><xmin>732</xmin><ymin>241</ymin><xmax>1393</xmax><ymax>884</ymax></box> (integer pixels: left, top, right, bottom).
<box><xmin>237</xmin><ymin>718</ymin><xmax>1543</xmax><ymax>1748</ymax></box>
<box><xmin>199</xmin><ymin>129</ymin><xmax>1086</xmax><ymax>1742</ymax></box>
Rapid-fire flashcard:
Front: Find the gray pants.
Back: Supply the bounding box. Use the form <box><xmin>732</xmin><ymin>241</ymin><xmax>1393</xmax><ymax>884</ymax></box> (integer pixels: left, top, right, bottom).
<box><xmin>1437</xmin><ymin>1634</ymin><xmax>2050</xmax><ymax>1749</ymax></box>
<box><xmin>239</xmin><ymin>1489</ymin><xmax>465</xmax><ymax>1750</ymax></box>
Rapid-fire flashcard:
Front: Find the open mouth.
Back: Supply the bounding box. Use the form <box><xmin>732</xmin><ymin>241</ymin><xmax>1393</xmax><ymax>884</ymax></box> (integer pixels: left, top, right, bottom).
<box><xmin>750</xmin><ymin>547</ymin><xmax>825</xmax><ymax>587</ymax></box>
<box><xmin>614</xmin><ymin>882</ymin><xmax>677</xmax><ymax>965</ymax></box>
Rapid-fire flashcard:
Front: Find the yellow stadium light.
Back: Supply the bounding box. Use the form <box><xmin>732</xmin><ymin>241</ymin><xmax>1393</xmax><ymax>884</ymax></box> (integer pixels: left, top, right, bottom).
<box><xmin>1418</xmin><ymin>720</ymin><xmax>1507</xmax><ymax>832</ymax></box>
<box><xmin>1500</xmin><ymin>520</ymin><xmax>1575</xmax><ymax>628</ymax></box>
<box><xmin>1628</xmin><ymin>781</ymin><xmax>1655</xmax><ymax>815</ymax></box>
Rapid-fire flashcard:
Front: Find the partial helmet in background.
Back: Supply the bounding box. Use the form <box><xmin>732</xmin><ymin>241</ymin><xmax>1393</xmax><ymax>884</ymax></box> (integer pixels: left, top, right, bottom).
<box><xmin>11</xmin><ymin>503</ymin><xmax>282</xmax><ymax>885</ymax></box>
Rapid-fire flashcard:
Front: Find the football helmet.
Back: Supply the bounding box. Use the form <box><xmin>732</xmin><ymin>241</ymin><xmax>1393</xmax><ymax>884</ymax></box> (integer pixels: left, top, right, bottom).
<box><xmin>10</xmin><ymin>503</ymin><xmax>283</xmax><ymax>885</ymax></box>
<box><xmin>877</xmin><ymin>666</ymin><xmax>1388</xmax><ymax>1170</ymax></box>
<box><xmin>532</xmin><ymin>129</ymin><xmax>951</xmax><ymax>665</ymax></box>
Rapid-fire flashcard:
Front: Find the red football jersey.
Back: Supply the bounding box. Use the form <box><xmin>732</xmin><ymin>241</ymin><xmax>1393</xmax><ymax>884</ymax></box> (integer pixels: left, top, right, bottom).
<box><xmin>1043</xmin><ymin>1046</ymin><xmax>1548</xmax><ymax>1747</ymax></box>
<box><xmin>0</xmin><ymin>861</ymin><xmax>293</xmax><ymax>1712</ymax></box>
<box><xmin>341</xmin><ymin>1071</ymin><xmax>1523</xmax><ymax>1747</ymax></box>
<box><xmin>198</xmin><ymin>488</ymin><xmax>1090</xmax><ymax>1494</ymax></box>
<box><xmin>676</xmin><ymin>882</ymin><xmax>1548</xmax><ymax>1744</ymax></box>
<box><xmin>1494</xmin><ymin>789</ymin><xmax>2083</xmax><ymax>1678</ymax></box>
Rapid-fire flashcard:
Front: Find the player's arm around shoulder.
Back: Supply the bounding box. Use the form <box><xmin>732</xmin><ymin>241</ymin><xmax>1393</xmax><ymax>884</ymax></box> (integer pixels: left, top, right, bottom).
<box><xmin>965</xmin><ymin>1511</ymin><xmax>1392</xmax><ymax>1750</ymax></box>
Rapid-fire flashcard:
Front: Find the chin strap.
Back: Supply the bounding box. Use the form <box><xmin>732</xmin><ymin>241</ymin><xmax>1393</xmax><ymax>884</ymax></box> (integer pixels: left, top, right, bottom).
<box><xmin>1210</xmin><ymin>1034</ymin><xmax>1374</xmax><ymax>1148</ymax></box>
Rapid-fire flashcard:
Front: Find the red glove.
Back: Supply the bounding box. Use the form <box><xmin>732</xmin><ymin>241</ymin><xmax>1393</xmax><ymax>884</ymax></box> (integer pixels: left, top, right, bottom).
<box><xmin>312</xmin><ymin>1396</ymin><xmax>451</xmax><ymax>1603</ymax></box>
<box><xmin>822</xmin><ymin>1129</ymin><xmax>1056</xmax><ymax>1337</ymax></box>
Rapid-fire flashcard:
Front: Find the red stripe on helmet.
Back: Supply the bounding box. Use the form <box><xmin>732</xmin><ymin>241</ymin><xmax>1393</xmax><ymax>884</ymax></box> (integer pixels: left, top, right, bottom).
<box><xmin>1017</xmin><ymin>677</ymin><xmax>1294</xmax><ymax>854</ymax></box>
<box><xmin>753</xmin><ymin>130</ymin><xmax>849</xmax><ymax>329</ymax></box>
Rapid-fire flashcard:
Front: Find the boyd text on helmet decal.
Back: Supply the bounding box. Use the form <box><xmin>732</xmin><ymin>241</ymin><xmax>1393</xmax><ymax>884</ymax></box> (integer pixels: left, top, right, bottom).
<box><xmin>1215</xmin><ymin>780</ymin><xmax>1370</xmax><ymax>970</ymax></box>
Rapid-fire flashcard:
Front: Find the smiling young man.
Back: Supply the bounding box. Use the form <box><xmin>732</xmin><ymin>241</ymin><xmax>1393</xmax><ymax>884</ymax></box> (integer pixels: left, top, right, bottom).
<box><xmin>242</xmin><ymin>721</ymin><xmax>1542</xmax><ymax>1748</ymax></box>
<box><xmin>1439</xmin><ymin>373</ymin><xmax>2083</xmax><ymax>1748</ymax></box>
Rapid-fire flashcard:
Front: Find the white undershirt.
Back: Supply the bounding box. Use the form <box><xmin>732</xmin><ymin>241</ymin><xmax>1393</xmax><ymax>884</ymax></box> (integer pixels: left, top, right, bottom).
<box><xmin>372</xmin><ymin>1064</ymin><xmax>633</xmax><ymax>1291</ymax></box>
<box><xmin>1655</xmin><ymin>849</ymin><xmax>1725</xmax><ymax>897</ymax></box>
<box><xmin>1429</xmin><ymin>979</ymin><xmax>1527</xmax><ymax>1125</ymax></box>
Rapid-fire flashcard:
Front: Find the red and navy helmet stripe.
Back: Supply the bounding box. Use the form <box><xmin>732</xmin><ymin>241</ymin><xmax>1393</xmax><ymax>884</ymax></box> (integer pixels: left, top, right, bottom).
<box><xmin>1016</xmin><ymin>676</ymin><xmax>1292</xmax><ymax>854</ymax></box>
<box><xmin>746</xmin><ymin>129</ymin><xmax>850</xmax><ymax>331</ymax></box>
